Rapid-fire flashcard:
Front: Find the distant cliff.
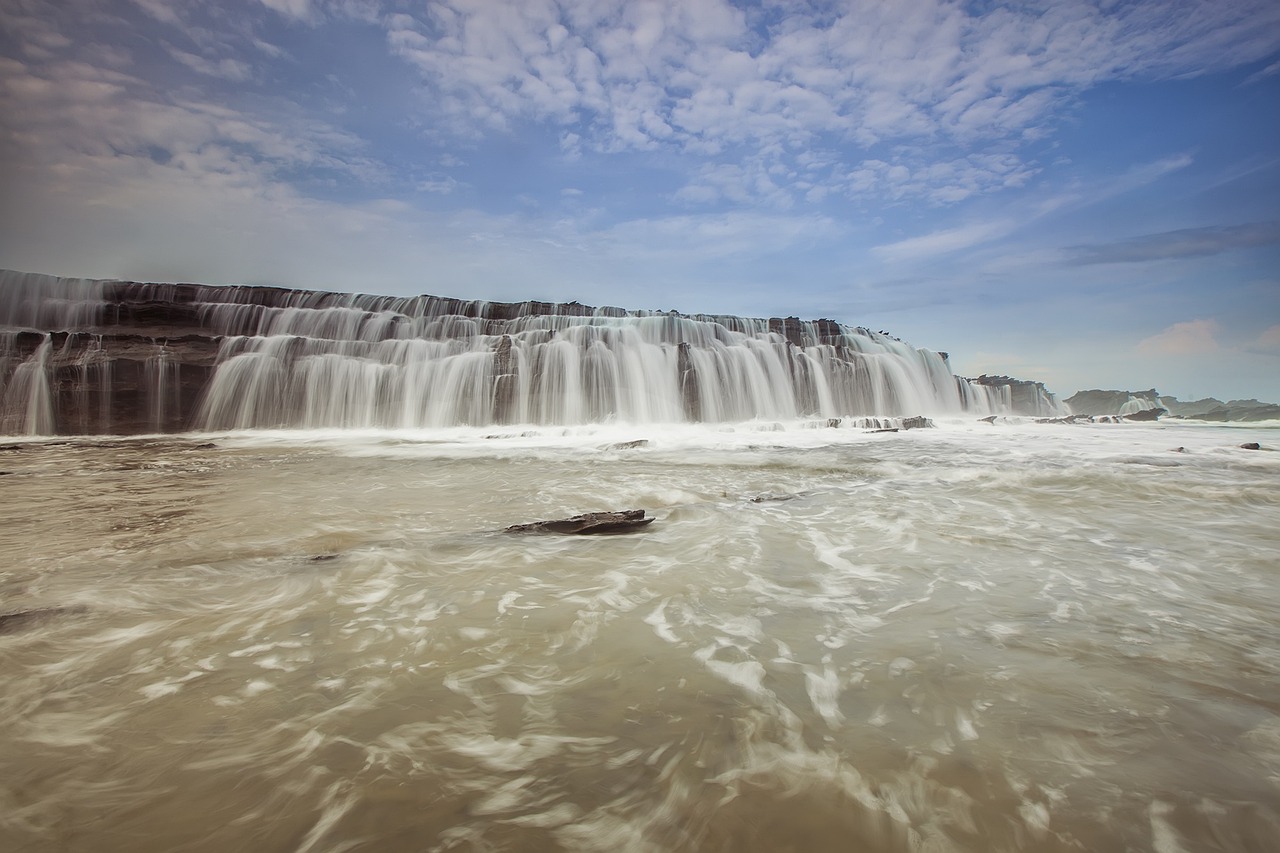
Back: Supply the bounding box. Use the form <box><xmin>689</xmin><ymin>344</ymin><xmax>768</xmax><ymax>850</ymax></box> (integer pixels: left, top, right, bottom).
<box><xmin>1</xmin><ymin>270</ymin><xmax>1064</xmax><ymax>435</ymax></box>
<box><xmin>1065</xmin><ymin>389</ymin><xmax>1279</xmax><ymax>422</ymax></box>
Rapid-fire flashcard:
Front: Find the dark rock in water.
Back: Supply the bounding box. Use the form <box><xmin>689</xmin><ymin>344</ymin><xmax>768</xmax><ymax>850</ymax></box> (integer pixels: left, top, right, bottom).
<box><xmin>979</xmin><ymin>415</ymin><xmax>997</xmax><ymax>424</ymax></box>
<box><xmin>0</xmin><ymin>605</ymin><xmax>88</xmax><ymax>634</ymax></box>
<box><xmin>826</xmin><ymin>418</ymin><xmax>842</xmax><ymax>428</ymax></box>
<box><xmin>1240</xmin><ymin>442</ymin><xmax>1261</xmax><ymax>450</ymax></box>
<box><xmin>900</xmin><ymin>416</ymin><xmax>933</xmax><ymax>430</ymax></box>
<box><xmin>309</xmin><ymin>554</ymin><xmax>340</xmax><ymax>562</ymax></box>
<box><xmin>1123</xmin><ymin>407</ymin><xmax>1165</xmax><ymax>422</ymax></box>
<box><xmin>751</xmin><ymin>492</ymin><xmax>801</xmax><ymax>503</ymax></box>
<box><xmin>870</xmin><ymin>428</ymin><xmax>899</xmax><ymax>433</ymax></box>
<box><xmin>506</xmin><ymin>509</ymin><xmax>654</xmax><ymax>535</ymax></box>
<box><xmin>1171</xmin><ymin>447</ymin><xmax>1187</xmax><ymax>453</ymax></box>
<box><xmin>604</xmin><ymin>440</ymin><xmax>649</xmax><ymax>450</ymax></box>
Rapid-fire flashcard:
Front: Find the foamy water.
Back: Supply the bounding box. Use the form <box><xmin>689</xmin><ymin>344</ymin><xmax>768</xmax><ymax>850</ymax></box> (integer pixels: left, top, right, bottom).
<box><xmin>2</xmin><ymin>420</ymin><xmax>1278</xmax><ymax>852</ymax></box>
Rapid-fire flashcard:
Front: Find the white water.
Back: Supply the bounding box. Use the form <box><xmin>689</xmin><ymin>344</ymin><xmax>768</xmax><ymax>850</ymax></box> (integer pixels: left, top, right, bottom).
<box><xmin>0</xmin><ymin>270</ymin><xmax>1059</xmax><ymax>435</ymax></box>
<box><xmin>1</xmin><ymin>420</ymin><xmax>1277</xmax><ymax>852</ymax></box>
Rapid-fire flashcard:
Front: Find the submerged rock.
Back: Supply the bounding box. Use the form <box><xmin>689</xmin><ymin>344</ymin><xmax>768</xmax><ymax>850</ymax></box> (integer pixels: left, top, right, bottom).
<box><xmin>604</xmin><ymin>440</ymin><xmax>649</xmax><ymax>450</ymax></box>
<box><xmin>0</xmin><ymin>605</ymin><xmax>88</xmax><ymax>634</ymax></box>
<box><xmin>506</xmin><ymin>509</ymin><xmax>655</xmax><ymax>535</ymax></box>
<box><xmin>1240</xmin><ymin>442</ymin><xmax>1262</xmax><ymax>450</ymax></box>
<box><xmin>750</xmin><ymin>492</ymin><xmax>802</xmax><ymax>503</ymax></box>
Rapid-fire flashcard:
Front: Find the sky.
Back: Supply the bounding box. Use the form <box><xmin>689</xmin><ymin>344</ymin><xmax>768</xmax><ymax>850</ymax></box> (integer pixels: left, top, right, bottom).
<box><xmin>1</xmin><ymin>0</ymin><xmax>1279</xmax><ymax>402</ymax></box>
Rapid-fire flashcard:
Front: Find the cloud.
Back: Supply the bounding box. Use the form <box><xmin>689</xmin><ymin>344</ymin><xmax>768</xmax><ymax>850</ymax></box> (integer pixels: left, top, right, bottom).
<box><xmin>1066</xmin><ymin>221</ymin><xmax>1280</xmax><ymax>265</ymax></box>
<box><xmin>1251</xmin><ymin>324</ymin><xmax>1280</xmax><ymax>353</ymax></box>
<box><xmin>871</xmin><ymin>220</ymin><xmax>1016</xmax><ymax>263</ymax></box>
<box><xmin>375</xmin><ymin>0</ymin><xmax>1280</xmax><ymax>205</ymax></box>
<box><xmin>1243</xmin><ymin>58</ymin><xmax>1280</xmax><ymax>86</ymax></box>
<box><xmin>1136</xmin><ymin>319</ymin><xmax>1222</xmax><ymax>356</ymax></box>
<box><xmin>601</xmin><ymin>211</ymin><xmax>843</xmax><ymax>261</ymax></box>
<box><xmin>165</xmin><ymin>46</ymin><xmax>253</xmax><ymax>81</ymax></box>
<box><xmin>256</xmin><ymin>0</ymin><xmax>314</xmax><ymax>22</ymax></box>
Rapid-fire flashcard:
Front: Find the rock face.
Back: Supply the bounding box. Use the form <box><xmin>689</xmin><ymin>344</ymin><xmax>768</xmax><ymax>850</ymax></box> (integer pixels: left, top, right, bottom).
<box><xmin>1066</xmin><ymin>388</ymin><xmax>1279</xmax><ymax>422</ymax></box>
<box><xmin>1064</xmin><ymin>388</ymin><xmax>1163</xmax><ymax>417</ymax></box>
<box><xmin>2</xmin><ymin>270</ymin><xmax>1064</xmax><ymax>435</ymax></box>
<box><xmin>1164</xmin><ymin>398</ymin><xmax>1280</xmax><ymax>422</ymax></box>
<box><xmin>968</xmin><ymin>375</ymin><xmax>1061</xmax><ymax>417</ymax></box>
<box><xmin>505</xmin><ymin>510</ymin><xmax>655</xmax><ymax>535</ymax></box>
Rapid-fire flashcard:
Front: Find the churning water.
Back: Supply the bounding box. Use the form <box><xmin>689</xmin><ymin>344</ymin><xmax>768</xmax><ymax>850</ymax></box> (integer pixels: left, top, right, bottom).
<box><xmin>2</xmin><ymin>420</ymin><xmax>1278</xmax><ymax>852</ymax></box>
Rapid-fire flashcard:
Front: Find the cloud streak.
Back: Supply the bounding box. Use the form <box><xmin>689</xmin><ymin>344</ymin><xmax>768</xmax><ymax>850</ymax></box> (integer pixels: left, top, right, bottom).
<box><xmin>1137</xmin><ymin>319</ymin><xmax>1222</xmax><ymax>356</ymax></box>
<box><xmin>1066</xmin><ymin>221</ymin><xmax>1280</xmax><ymax>265</ymax></box>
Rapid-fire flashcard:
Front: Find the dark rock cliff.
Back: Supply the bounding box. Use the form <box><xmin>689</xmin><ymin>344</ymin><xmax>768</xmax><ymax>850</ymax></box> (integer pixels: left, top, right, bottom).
<box><xmin>2</xmin><ymin>270</ymin><xmax>1063</xmax><ymax>435</ymax></box>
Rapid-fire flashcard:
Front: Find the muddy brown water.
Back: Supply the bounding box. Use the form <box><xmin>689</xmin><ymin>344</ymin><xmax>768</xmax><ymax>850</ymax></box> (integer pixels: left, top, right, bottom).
<box><xmin>1</xmin><ymin>421</ymin><xmax>1277</xmax><ymax>852</ymax></box>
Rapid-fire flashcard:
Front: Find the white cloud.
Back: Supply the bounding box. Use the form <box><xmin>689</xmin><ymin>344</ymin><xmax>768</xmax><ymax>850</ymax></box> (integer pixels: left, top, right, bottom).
<box><xmin>374</xmin><ymin>0</ymin><xmax>1279</xmax><ymax>206</ymax></box>
<box><xmin>1067</xmin><ymin>221</ymin><xmax>1280</xmax><ymax>265</ymax></box>
<box><xmin>1136</xmin><ymin>319</ymin><xmax>1222</xmax><ymax>356</ymax></box>
<box><xmin>1251</xmin><ymin>324</ymin><xmax>1280</xmax><ymax>353</ymax></box>
<box><xmin>256</xmin><ymin>0</ymin><xmax>314</xmax><ymax>21</ymax></box>
<box><xmin>1243</xmin><ymin>58</ymin><xmax>1280</xmax><ymax>86</ymax></box>
<box><xmin>872</xmin><ymin>220</ymin><xmax>1016</xmax><ymax>263</ymax></box>
<box><xmin>166</xmin><ymin>47</ymin><xmax>253</xmax><ymax>82</ymax></box>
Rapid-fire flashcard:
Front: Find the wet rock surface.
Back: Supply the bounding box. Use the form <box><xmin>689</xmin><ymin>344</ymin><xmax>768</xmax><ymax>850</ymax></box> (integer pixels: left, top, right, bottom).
<box><xmin>505</xmin><ymin>509</ymin><xmax>655</xmax><ymax>535</ymax></box>
<box><xmin>0</xmin><ymin>605</ymin><xmax>88</xmax><ymax>634</ymax></box>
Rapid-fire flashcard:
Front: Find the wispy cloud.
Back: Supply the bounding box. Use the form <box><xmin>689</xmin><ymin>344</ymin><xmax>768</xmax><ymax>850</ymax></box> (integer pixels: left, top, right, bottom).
<box><xmin>871</xmin><ymin>220</ymin><xmax>1016</xmax><ymax>263</ymax></box>
<box><xmin>1066</xmin><ymin>221</ymin><xmax>1280</xmax><ymax>265</ymax></box>
<box><xmin>1137</xmin><ymin>319</ymin><xmax>1222</xmax><ymax>356</ymax></box>
<box><xmin>1249</xmin><ymin>324</ymin><xmax>1280</xmax><ymax>354</ymax></box>
<box><xmin>1243</xmin><ymin>58</ymin><xmax>1280</xmax><ymax>86</ymax></box>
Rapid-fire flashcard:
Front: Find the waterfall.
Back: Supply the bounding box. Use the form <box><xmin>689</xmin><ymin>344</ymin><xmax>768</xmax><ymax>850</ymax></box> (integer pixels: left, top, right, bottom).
<box><xmin>0</xmin><ymin>334</ymin><xmax>55</xmax><ymax>435</ymax></box>
<box><xmin>1119</xmin><ymin>395</ymin><xmax>1161</xmax><ymax>416</ymax></box>
<box><xmin>0</xmin><ymin>270</ymin><xmax>1062</xmax><ymax>435</ymax></box>
<box><xmin>146</xmin><ymin>345</ymin><xmax>181</xmax><ymax>432</ymax></box>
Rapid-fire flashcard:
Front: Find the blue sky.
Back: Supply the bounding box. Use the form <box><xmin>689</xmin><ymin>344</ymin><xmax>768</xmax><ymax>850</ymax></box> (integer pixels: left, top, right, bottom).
<box><xmin>2</xmin><ymin>0</ymin><xmax>1278</xmax><ymax>402</ymax></box>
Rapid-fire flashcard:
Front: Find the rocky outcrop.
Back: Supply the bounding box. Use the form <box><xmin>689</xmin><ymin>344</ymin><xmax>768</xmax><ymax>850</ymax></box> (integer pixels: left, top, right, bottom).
<box><xmin>2</xmin><ymin>269</ymin><xmax>1064</xmax><ymax>435</ymax></box>
<box><xmin>969</xmin><ymin>375</ymin><xmax>1061</xmax><ymax>417</ymax></box>
<box><xmin>1063</xmin><ymin>388</ymin><xmax>1163</xmax><ymax>416</ymax></box>
<box><xmin>1067</xmin><ymin>388</ymin><xmax>1278</xmax><ymax>422</ymax></box>
<box><xmin>1170</xmin><ymin>400</ymin><xmax>1280</xmax><ymax>422</ymax></box>
<box><xmin>0</xmin><ymin>605</ymin><xmax>89</xmax><ymax>634</ymax></box>
<box><xmin>505</xmin><ymin>509</ymin><xmax>655</xmax><ymax>535</ymax></box>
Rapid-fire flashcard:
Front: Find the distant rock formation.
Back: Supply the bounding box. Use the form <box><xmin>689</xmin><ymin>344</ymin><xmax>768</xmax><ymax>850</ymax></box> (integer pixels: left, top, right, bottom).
<box><xmin>968</xmin><ymin>375</ymin><xmax>1061</xmax><ymax>417</ymax></box>
<box><xmin>1064</xmin><ymin>389</ymin><xmax>1163</xmax><ymax>417</ymax></box>
<box><xmin>1159</xmin><ymin>396</ymin><xmax>1280</xmax><ymax>422</ymax></box>
<box><xmin>1066</xmin><ymin>388</ymin><xmax>1279</xmax><ymax>422</ymax></box>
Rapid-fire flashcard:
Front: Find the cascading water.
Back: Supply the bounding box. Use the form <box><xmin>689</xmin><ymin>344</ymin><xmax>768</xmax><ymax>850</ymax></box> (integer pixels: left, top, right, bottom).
<box><xmin>0</xmin><ymin>333</ymin><xmax>55</xmax><ymax>435</ymax></box>
<box><xmin>0</xmin><ymin>269</ymin><xmax>1062</xmax><ymax>435</ymax></box>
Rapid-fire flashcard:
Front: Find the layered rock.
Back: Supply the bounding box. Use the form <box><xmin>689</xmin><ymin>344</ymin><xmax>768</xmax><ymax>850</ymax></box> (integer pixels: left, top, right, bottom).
<box><xmin>2</xmin><ymin>270</ymin><xmax>1064</xmax><ymax>435</ymax></box>
<box><xmin>968</xmin><ymin>374</ymin><xmax>1062</xmax><ymax>417</ymax></box>
<box><xmin>1066</xmin><ymin>388</ymin><xmax>1279</xmax><ymax>422</ymax></box>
